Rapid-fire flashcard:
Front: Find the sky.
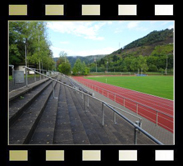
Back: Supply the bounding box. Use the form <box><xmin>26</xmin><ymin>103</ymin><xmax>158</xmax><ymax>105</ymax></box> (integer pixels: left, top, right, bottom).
<box><xmin>46</xmin><ymin>21</ymin><xmax>174</xmax><ymax>58</ymax></box>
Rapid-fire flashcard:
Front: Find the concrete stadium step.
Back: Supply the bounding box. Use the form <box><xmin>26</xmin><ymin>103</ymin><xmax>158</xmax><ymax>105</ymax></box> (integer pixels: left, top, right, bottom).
<box><xmin>74</xmin><ymin>93</ymin><xmax>122</xmax><ymax>144</ymax></box>
<box><xmin>58</xmin><ymin>75</ymin><xmax>153</xmax><ymax>144</ymax></box>
<box><xmin>68</xmin><ymin>88</ymin><xmax>103</xmax><ymax>144</ymax></box>
<box><xmin>64</xmin><ymin>86</ymin><xmax>90</xmax><ymax>144</ymax></box>
<box><xmin>61</xmin><ymin>75</ymin><xmax>72</xmax><ymax>86</ymax></box>
<box><xmin>9</xmin><ymin>79</ymin><xmax>53</xmax><ymax>126</ymax></box>
<box><xmin>9</xmin><ymin>78</ymin><xmax>58</xmax><ymax>144</ymax></box>
<box><xmin>62</xmin><ymin>77</ymin><xmax>122</xmax><ymax>144</ymax></box>
<box><xmin>9</xmin><ymin>76</ymin><xmax>56</xmax><ymax>101</ymax></box>
<box><xmin>29</xmin><ymin>77</ymin><xmax>61</xmax><ymax>144</ymax></box>
<box><xmin>8</xmin><ymin>73</ymin><xmax>156</xmax><ymax>145</ymax></box>
<box><xmin>53</xmin><ymin>84</ymin><xmax>74</xmax><ymax>144</ymax></box>
<box><xmin>73</xmin><ymin>78</ymin><xmax>165</xmax><ymax>144</ymax></box>
<box><xmin>85</xmin><ymin>96</ymin><xmax>155</xmax><ymax>144</ymax></box>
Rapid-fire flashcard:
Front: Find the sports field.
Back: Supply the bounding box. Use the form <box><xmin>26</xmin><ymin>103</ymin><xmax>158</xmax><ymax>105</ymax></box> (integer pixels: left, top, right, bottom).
<box><xmin>86</xmin><ymin>76</ymin><xmax>173</xmax><ymax>100</ymax></box>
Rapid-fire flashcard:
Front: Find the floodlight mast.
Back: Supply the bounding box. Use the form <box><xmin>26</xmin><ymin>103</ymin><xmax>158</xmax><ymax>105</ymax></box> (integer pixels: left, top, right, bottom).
<box><xmin>165</xmin><ymin>54</ymin><xmax>168</xmax><ymax>75</ymax></box>
<box><xmin>25</xmin><ymin>38</ymin><xmax>28</xmax><ymax>87</ymax></box>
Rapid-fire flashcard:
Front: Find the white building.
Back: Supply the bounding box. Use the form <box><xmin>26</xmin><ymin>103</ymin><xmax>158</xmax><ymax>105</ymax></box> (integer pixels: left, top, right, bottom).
<box><xmin>15</xmin><ymin>65</ymin><xmax>35</xmax><ymax>74</ymax></box>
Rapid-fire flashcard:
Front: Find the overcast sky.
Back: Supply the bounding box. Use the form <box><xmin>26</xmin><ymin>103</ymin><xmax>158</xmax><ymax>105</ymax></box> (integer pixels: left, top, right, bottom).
<box><xmin>46</xmin><ymin>21</ymin><xmax>174</xmax><ymax>57</ymax></box>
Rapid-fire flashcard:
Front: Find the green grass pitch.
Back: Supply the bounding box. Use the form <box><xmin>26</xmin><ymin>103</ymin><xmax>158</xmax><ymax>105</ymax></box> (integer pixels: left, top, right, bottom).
<box><xmin>86</xmin><ymin>76</ymin><xmax>173</xmax><ymax>100</ymax></box>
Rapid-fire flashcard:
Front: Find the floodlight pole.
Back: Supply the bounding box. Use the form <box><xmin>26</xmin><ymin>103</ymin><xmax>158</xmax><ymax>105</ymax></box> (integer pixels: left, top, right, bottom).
<box><xmin>25</xmin><ymin>38</ymin><xmax>28</xmax><ymax>87</ymax></box>
<box><xmin>165</xmin><ymin>54</ymin><xmax>168</xmax><ymax>75</ymax></box>
<box><xmin>42</xmin><ymin>61</ymin><xmax>44</xmax><ymax>78</ymax></box>
<box><xmin>39</xmin><ymin>60</ymin><xmax>41</xmax><ymax>80</ymax></box>
<box><xmin>107</xmin><ymin>61</ymin><xmax>108</xmax><ymax>72</ymax></box>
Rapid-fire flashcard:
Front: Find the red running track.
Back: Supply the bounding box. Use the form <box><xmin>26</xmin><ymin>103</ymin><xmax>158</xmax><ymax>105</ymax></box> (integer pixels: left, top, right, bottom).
<box><xmin>72</xmin><ymin>76</ymin><xmax>174</xmax><ymax>133</ymax></box>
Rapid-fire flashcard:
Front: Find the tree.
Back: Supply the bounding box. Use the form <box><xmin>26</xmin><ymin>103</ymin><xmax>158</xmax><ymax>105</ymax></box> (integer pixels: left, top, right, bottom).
<box><xmin>72</xmin><ymin>59</ymin><xmax>90</xmax><ymax>75</ymax></box>
<box><xmin>146</xmin><ymin>55</ymin><xmax>158</xmax><ymax>68</ymax></box>
<box><xmin>9</xmin><ymin>21</ymin><xmax>55</xmax><ymax>70</ymax></box>
<box><xmin>112</xmin><ymin>55</ymin><xmax>119</xmax><ymax>62</ymax></box>
<box><xmin>72</xmin><ymin>59</ymin><xmax>83</xmax><ymax>75</ymax></box>
<box><xmin>148</xmin><ymin>64</ymin><xmax>158</xmax><ymax>71</ymax></box>
<box><xmin>130</xmin><ymin>57</ymin><xmax>138</xmax><ymax>71</ymax></box>
<box><xmin>137</xmin><ymin>55</ymin><xmax>148</xmax><ymax>72</ymax></box>
<box><xmin>123</xmin><ymin>57</ymin><xmax>132</xmax><ymax>71</ymax></box>
<box><xmin>58</xmin><ymin>62</ymin><xmax>71</xmax><ymax>75</ymax></box>
<box><xmin>84</xmin><ymin>67</ymin><xmax>90</xmax><ymax>75</ymax></box>
<box><xmin>9</xmin><ymin>22</ymin><xmax>27</xmax><ymax>65</ymax></box>
<box><xmin>56</xmin><ymin>51</ymin><xmax>69</xmax><ymax>70</ymax></box>
<box><xmin>82</xmin><ymin>62</ymin><xmax>90</xmax><ymax>75</ymax></box>
<box><xmin>56</xmin><ymin>51</ymin><xmax>71</xmax><ymax>74</ymax></box>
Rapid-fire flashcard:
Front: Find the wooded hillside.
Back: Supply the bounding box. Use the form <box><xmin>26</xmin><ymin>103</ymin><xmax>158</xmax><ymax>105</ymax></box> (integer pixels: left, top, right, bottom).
<box><xmin>89</xmin><ymin>29</ymin><xmax>173</xmax><ymax>73</ymax></box>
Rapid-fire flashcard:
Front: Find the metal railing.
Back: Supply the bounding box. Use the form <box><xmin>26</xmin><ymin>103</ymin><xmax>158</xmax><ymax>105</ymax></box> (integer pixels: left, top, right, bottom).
<box><xmin>64</xmin><ymin>74</ymin><xmax>93</xmax><ymax>96</ymax></box>
<box><xmin>69</xmin><ymin>76</ymin><xmax>143</xmax><ymax>123</ymax></box>
<box><xmin>9</xmin><ymin>65</ymin><xmax>58</xmax><ymax>88</ymax></box>
<box><xmin>74</xmin><ymin>79</ymin><xmax>173</xmax><ymax>133</ymax></box>
<box><xmin>24</xmin><ymin>66</ymin><xmax>163</xmax><ymax>145</ymax></box>
<box><xmin>103</xmin><ymin>103</ymin><xmax>163</xmax><ymax>145</ymax></box>
<box><xmin>9</xmin><ymin>65</ymin><xmax>15</xmax><ymax>85</ymax></box>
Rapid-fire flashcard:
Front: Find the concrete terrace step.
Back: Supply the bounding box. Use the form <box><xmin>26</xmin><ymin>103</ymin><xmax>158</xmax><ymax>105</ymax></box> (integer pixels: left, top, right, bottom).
<box><xmin>75</xmin><ymin>93</ymin><xmax>124</xmax><ymax>144</ymax></box>
<box><xmin>9</xmin><ymin>79</ymin><xmax>53</xmax><ymax>126</ymax></box>
<box><xmin>56</xmin><ymin>75</ymin><xmax>155</xmax><ymax>144</ymax></box>
<box><xmin>29</xmin><ymin>77</ymin><xmax>61</xmax><ymax>144</ymax></box>
<box><xmin>68</xmin><ymin>87</ymin><xmax>103</xmax><ymax>144</ymax></box>
<box><xmin>74</xmin><ymin>78</ymin><xmax>173</xmax><ymax>145</ymax></box>
<box><xmin>86</xmin><ymin>96</ymin><xmax>155</xmax><ymax>144</ymax></box>
<box><xmin>73</xmin><ymin>92</ymin><xmax>121</xmax><ymax>144</ymax></box>
<box><xmin>8</xmin><ymin>74</ymin><xmax>158</xmax><ymax>145</ymax></box>
<box><xmin>61</xmin><ymin>76</ymin><xmax>140</xmax><ymax>144</ymax></box>
<box><xmin>64</xmin><ymin>85</ymin><xmax>90</xmax><ymax>144</ymax></box>
<box><xmin>53</xmin><ymin>84</ymin><xmax>74</xmax><ymax>144</ymax></box>
<box><xmin>9</xmin><ymin>77</ymin><xmax>53</xmax><ymax>101</ymax></box>
<box><xmin>9</xmin><ymin>78</ymin><xmax>58</xmax><ymax>144</ymax></box>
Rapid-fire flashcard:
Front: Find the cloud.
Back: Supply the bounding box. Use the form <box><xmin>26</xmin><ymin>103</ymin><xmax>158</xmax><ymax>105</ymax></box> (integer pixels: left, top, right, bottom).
<box><xmin>161</xmin><ymin>21</ymin><xmax>174</xmax><ymax>29</ymax></box>
<box><xmin>126</xmin><ymin>21</ymin><xmax>149</xmax><ymax>31</ymax></box>
<box><xmin>72</xmin><ymin>47</ymin><xmax>115</xmax><ymax>56</ymax></box>
<box><xmin>168</xmin><ymin>25</ymin><xmax>174</xmax><ymax>29</ymax></box>
<box><xmin>127</xmin><ymin>21</ymin><xmax>140</xmax><ymax>29</ymax></box>
<box><xmin>51</xmin><ymin>45</ymin><xmax>115</xmax><ymax>57</ymax></box>
<box><xmin>60</xmin><ymin>41</ymin><xmax>69</xmax><ymax>44</ymax></box>
<box><xmin>47</xmin><ymin>21</ymin><xmax>105</xmax><ymax>40</ymax></box>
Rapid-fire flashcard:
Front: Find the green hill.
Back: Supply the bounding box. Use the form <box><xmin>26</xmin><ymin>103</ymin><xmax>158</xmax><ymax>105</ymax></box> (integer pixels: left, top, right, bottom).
<box><xmin>53</xmin><ymin>54</ymin><xmax>105</xmax><ymax>68</ymax></box>
<box><xmin>110</xmin><ymin>28</ymin><xmax>173</xmax><ymax>58</ymax></box>
<box><xmin>124</xmin><ymin>28</ymin><xmax>173</xmax><ymax>49</ymax></box>
<box><xmin>91</xmin><ymin>28</ymin><xmax>173</xmax><ymax>73</ymax></box>
<box><xmin>54</xmin><ymin>28</ymin><xmax>174</xmax><ymax>73</ymax></box>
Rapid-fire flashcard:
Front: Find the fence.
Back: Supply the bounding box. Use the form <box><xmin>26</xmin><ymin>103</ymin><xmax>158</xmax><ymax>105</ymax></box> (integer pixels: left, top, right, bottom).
<box><xmin>73</xmin><ymin>79</ymin><xmax>173</xmax><ymax>133</ymax></box>
<box><xmin>9</xmin><ymin>65</ymin><xmax>58</xmax><ymax>87</ymax></box>
<box><xmin>24</xmin><ymin>66</ymin><xmax>163</xmax><ymax>145</ymax></box>
<box><xmin>67</xmin><ymin>76</ymin><xmax>143</xmax><ymax>124</ymax></box>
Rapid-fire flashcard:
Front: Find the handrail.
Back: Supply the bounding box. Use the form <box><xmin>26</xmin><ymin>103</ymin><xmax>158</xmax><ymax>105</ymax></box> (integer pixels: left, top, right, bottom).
<box><xmin>24</xmin><ymin>66</ymin><xmax>163</xmax><ymax>145</ymax></box>
<box><xmin>77</xmin><ymin>79</ymin><xmax>173</xmax><ymax>118</ymax></box>
<box><xmin>9</xmin><ymin>65</ymin><xmax>15</xmax><ymax>85</ymax></box>
<box><xmin>71</xmin><ymin>77</ymin><xmax>142</xmax><ymax>122</ymax></box>
<box><xmin>104</xmin><ymin>103</ymin><xmax>163</xmax><ymax>145</ymax></box>
<box><xmin>67</xmin><ymin>75</ymin><xmax>93</xmax><ymax>96</ymax></box>
<box><xmin>106</xmin><ymin>103</ymin><xmax>142</xmax><ymax>122</ymax></box>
